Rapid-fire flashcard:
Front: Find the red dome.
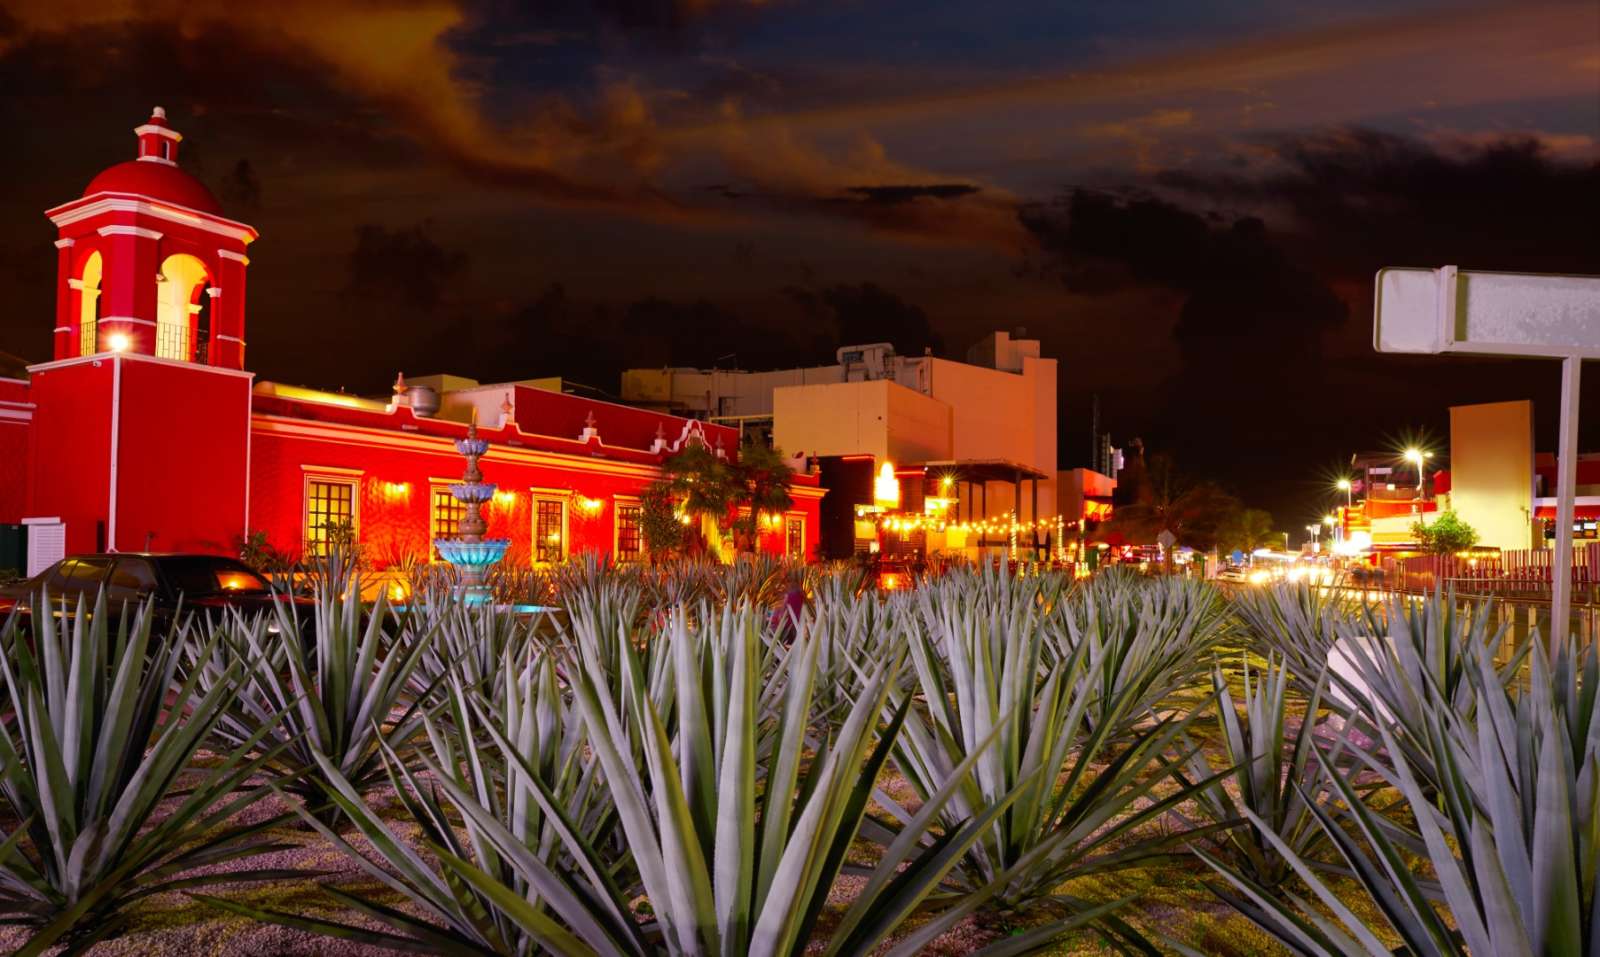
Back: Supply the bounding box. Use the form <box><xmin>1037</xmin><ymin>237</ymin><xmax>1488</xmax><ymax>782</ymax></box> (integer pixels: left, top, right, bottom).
<box><xmin>83</xmin><ymin>159</ymin><xmax>222</xmax><ymax>215</ymax></box>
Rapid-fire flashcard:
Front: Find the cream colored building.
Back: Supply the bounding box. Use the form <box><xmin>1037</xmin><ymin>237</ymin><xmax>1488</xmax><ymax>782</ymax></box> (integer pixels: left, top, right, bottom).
<box><xmin>624</xmin><ymin>331</ymin><xmax>1061</xmax><ymax>556</ymax></box>
<box><xmin>1448</xmin><ymin>400</ymin><xmax>1536</xmax><ymax>550</ymax></box>
<box><xmin>770</xmin><ymin>332</ymin><xmax>1058</xmax><ymax>521</ymax></box>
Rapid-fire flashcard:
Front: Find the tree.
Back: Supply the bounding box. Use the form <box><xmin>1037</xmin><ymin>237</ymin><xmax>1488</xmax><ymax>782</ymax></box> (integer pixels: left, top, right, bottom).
<box><xmin>730</xmin><ymin>441</ymin><xmax>795</xmax><ymax>553</ymax></box>
<box><xmin>1413</xmin><ymin>509</ymin><xmax>1479</xmax><ymax>554</ymax></box>
<box><xmin>660</xmin><ymin>440</ymin><xmax>797</xmax><ymax>560</ymax></box>
<box><xmin>639</xmin><ymin>481</ymin><xmax>685</xmax><ymax>561</ymax></box>
<box><xmin>1103</xmin><ymin>453</ymin><xmax>1239</xmax><ymax>570</ymax></box>
<box><xmin>1217</xmin><ymin>507</ymin><xmax>1279</xmax><ymax>554</ymax></box>
<box><xmin>663</xmin><ymin>445</ymin><xmax>737</xmax><ymax>561</ymax></box>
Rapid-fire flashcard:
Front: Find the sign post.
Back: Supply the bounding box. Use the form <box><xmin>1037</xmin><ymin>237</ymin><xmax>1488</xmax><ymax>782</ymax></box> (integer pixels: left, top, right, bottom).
<box><xmin>1374</xmin><ymin>266</ymin><xmax>1598</xmax><ymax>652</ymax></box>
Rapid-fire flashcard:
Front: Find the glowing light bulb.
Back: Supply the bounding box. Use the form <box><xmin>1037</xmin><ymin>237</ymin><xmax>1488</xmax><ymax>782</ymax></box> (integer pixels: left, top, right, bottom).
<box><xmin>107</xmin><ymin>332</ymin><xmax>131</xmax><ymax>353</ymax></box>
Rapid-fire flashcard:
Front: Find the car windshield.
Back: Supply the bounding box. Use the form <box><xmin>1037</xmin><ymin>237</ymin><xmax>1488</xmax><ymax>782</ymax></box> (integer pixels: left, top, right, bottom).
<box><xmin>157</xmin><ymin>557</ymin><xmax>270</xmax><ymax>596</ymax></box>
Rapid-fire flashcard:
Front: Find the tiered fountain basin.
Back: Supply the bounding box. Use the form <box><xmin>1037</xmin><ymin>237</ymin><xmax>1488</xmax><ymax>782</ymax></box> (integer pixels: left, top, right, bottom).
<box><xmin>434</xmin><ymin>539</ymin><xmax>511</xmax><ymax>568</ymax></box>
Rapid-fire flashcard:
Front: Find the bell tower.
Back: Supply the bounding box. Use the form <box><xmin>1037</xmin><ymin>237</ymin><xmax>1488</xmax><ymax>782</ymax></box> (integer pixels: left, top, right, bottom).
<box><xmin>47</xmin><ymin>106</ymin><xmax>255</xmax><ymax>369</ymax></box>
<box><xmin>26</xmin><ymin>108</ymin><xmax>258</xmax><ymax>554</ymax></box>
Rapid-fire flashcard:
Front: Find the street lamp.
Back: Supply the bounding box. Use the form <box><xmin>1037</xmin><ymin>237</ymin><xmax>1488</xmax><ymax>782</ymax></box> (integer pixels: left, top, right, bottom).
<box><xmin>1335</xmin><ymin>477</ymin><xmax>1352</xmax><ymax>508</ymax></box>
<box><xmin>1403</xmin><ymin>448</ymin><xmax>1432</xmax><ymax>497</ymax></box>
<box><xmin>1324</xmin><ymin>514</ymin><xmax>1339</xmax><ymax>548</ymax></box>
<box><xmin>1305</xmin><ymin>523</ymin><xmax>1321</xmax><ymax>551</ymax></box>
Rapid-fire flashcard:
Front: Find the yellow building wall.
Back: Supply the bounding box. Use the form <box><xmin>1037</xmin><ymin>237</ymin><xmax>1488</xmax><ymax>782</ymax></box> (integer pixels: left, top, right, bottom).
<box><xmin>1449</xmin><ymin>400</ymin><xmax>1535</xmax><ymax>551</ymax></box>
<box><xmin>772</xmin><ymin>379</ymin><xmax>951</xmax><ymax>464</ymax></box>
<box><xmin>925</xmin><ymin>355</ymin><xmax>1058</xmax><ymax>520</ymax></box>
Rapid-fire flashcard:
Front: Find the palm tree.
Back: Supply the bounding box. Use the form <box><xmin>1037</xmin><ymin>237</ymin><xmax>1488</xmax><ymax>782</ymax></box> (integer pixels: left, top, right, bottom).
<box><xmin>732</xmin><ymin>440</ymin><xmax>795</xmax><ymax>553</ymax></box>
<box><xmin>662</xmin><ymin>440</ymin><xmax>797</xmax><ymax>560</ymax></box>
<box><xmin>664</xmin><ymin>444</ymin><xmax>737</xmax><ymax>561</ymax></box>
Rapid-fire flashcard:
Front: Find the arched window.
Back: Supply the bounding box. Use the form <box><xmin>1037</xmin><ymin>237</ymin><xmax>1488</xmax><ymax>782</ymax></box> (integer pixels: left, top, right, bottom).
<box><xmin>195</xmin><ymin>287</ymin><xmax>214</xmax><ymax>364</ymax></box>
<box><xmin>76</xmin><ymin>251</ymin><xmax>102</xmax><ymax>356</ymax></box>
<box><xmin>156</xmin><ymin>253</ymin><xmax>208</xmax><ymax>361</ymax></box>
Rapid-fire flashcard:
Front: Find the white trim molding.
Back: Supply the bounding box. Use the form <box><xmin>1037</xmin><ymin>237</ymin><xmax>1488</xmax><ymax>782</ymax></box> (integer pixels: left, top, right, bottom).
<box><xmin>136</xmin><ymin>155</ymin><xmax>178</xmax><ymax>167</ymax></box>
<box><xmin>108</xmin><ymin>355</ymin><xmax>123</xmax><ymax>550</ymax></box>
<box><xmin>135</xmin><ymin>124</ymin><xmax>182</xmax><ymax>142</ymax></box>
<box><xmin>253</xmin><ymin>415</ymin><xmax>666</xmax><ymax>481</ymax></box>
<box><xmin>46</xmin><ymin>195</ymin><xmax>258</xmax><ymax>244</ymax></box>
<box><xmin>53</xmin><ymin>238</ymin><xmax>75</xmax><ymax>249</ymax></box>
<box><xmin>100</xmin><ymin>315</ymin><xmax>157</xmax><ymax>328</ymax></box>
<box><xmin>26</xmin><ymin>350</ymin><xmax>255</xmax><ymax>380</ymax></box>
<box><xmin>217</xmin><ymin>249</ymin><xmax>251</xmax><ymax>265</ymax></box>
<box><xmin>97</xmin><ymin>224</ymin><xmax>163</xmax><ymax>240</ymax></box>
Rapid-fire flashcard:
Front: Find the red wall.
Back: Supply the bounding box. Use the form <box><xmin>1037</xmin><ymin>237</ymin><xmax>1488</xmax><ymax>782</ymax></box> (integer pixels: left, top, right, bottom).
<box><xmin>0</xmin><ymin>379</ymin><xmax>30</xmax><ymax>524</ymax></box>
<box><xmin>248</xmin><ymin>412</ymin><xmax>821</xmax><ymax>568</ymax></box>
<box><xmin>15</xmin><ymin>359</ymin><xmax>821</xmax><ymax>566</ymax></box>
<box><xmin>112</xmin><ymin>359</ymin><xmax>250</xmax><ymax>553</ymax></box>
<box><xmin>25</xmin><ymin>358</ymin><xmax>114</xmax><ymax>553</ymax></box>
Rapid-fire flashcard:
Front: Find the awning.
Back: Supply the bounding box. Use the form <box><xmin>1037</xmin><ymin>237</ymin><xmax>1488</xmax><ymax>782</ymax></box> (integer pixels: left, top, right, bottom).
<box><xmin>918</xmin><ymin>459</ymin><xmax>1051</xmax><ymax>483</ymax></box>
<box><xmin>1533</xmin><ymin>496</ymin><xmax>1600</xmax><ymax>520</ymax></box>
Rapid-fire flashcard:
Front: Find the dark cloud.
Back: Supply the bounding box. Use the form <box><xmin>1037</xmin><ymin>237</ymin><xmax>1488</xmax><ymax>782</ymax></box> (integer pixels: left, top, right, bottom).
<box><xmin>1020</xmin><ymin>189</ymin><xmax>1344</xmax><ymax>367</ymax></box>
<box><xmin>343</xmin><ymin>222</ymin><xmax>469</xmax><ymax>313</ymax></box>
<box><xmin>1022</xmin><ymin>129</ymin><xmax>1600</xmax><ymax>525</ymax></box>
<box><xmin>845</xmin><ymin>184</ymin><xmax>982</xmax><ymax>205</ymax></box>
<box><xmin>219</xmin><ymin>159</ymin><xmax>262</xmax><ymax>211</ymax></box>
<box><xmin>1155</xmin><ymin>129</ymin><xmax>1600</xmax><ymax>279</ymax></box>
<box><xmin>784</xmin><ymin>283</ymin><xmax>943</xmax><ymax>357</ymax></box>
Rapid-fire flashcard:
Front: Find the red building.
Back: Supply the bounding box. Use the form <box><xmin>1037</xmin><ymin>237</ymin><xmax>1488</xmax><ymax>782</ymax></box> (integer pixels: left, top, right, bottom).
<box><xmin>2</xmin><ymin>109</ymin><xmax>821</xmax><ymax>574</ymax></box>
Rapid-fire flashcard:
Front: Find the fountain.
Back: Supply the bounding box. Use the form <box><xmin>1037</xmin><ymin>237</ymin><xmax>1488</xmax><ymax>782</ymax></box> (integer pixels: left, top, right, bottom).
<box><xmin>434</xmin><ymin>408</ymin><xmax>510</xmax><ymax>606</ymax></box>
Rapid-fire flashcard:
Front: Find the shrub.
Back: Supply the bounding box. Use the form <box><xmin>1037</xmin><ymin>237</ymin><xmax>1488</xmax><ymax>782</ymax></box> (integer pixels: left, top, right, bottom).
<box><xmin>881</xmin><ymin>566</ymin><xmax>1226</xmax><ymax>947</ymax></box>
<box><xmin>1201</xmin><ymin>635</ymin><xmax>1600</xmax><ymax>956</ymax></box>
<box><xmin>186</xmin><ymin>576</ymin><xmax>434</xmax><ymax>820</ymax></box>
<box><xmin>0</xmin><ymin>593</ymin><xmax>296</xmax><ymax>953</ymax></box>
<box><xmin>1181</xmin><ymin>658</ymin><xmax>1341</xmax><ymax>891</ymax></box>
<box><xmin>1412</xmin><ymin>509</ymin><xmax>1479</xmax><ymax>554</ymax></box>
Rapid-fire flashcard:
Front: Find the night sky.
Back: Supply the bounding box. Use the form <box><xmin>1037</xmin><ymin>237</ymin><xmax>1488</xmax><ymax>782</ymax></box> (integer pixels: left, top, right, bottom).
<box><xmin>1</xmin><ymin>1</ymin><xmax>1597</xmax><ymax>529</ymax></box>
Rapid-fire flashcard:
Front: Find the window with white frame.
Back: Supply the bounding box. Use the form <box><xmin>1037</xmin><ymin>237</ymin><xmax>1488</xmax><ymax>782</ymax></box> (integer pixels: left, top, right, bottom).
<box><xmin>304</xmin><ymin>476</ymin><xmax>358</xmax><ymax>557</ymax></box>
<box><xmin>786</xmin><ymin>515</ymin><xmax>805</xmax><ymax>559</ymax></box>
<box><xmin>430</xmin><ymin>484</ymin><xmax>467</xmax><ymax>557</ymax></box>
<box><xmin>534</xmin><ymin>496</ymin><xmax>567</xmax><ymax>564</ymax></box>
<box><xmin>615</xmin><ymin>499</ymin><xmax>643</xmax><ymax>562</ymax></box>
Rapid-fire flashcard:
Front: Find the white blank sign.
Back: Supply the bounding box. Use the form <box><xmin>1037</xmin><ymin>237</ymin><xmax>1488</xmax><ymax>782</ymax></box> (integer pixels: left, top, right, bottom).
<box><xmin>1375</xmin><ymin>267</ymin><xmax>1600</xmax><ymax>359</ymax></box>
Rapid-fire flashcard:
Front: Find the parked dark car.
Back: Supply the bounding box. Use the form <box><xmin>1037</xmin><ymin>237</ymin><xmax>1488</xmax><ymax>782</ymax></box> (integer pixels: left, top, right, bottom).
<box><xmin>0</xmin><ymin>553</ymin><xmax>308</xmax><ymax>634</ymax></box>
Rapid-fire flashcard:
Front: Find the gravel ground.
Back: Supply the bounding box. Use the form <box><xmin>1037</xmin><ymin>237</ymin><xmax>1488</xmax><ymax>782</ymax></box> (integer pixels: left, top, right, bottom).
<box><xmin>0</xmin><ymin>759</ymin><xmax>1293</xmax><ymax>957</ymax></box>
<box><xmin>0</xmin><ymin>692</ymin><xmax>1354</xmax><ymax>957</ymax></box>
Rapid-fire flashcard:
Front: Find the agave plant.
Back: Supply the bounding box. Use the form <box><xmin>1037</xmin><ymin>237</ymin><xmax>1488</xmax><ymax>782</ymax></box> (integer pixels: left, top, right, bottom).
<box><xmin>1054</xmin><ymin>570</ymin><xmax>1232</xmax><ymax>738</ymax></box>
<box><xmin>709</xmin><ymin>553</ymin><xmax>793</xmax><ymax>606</ymax></box>
<box><xmin>203</xmin><ymin>643</ymin><xmax>622</xmax><ymax>954</ymax></box>
<box><xmin>1235</xmin><ymin>584</ymin><xmax>1525</xmax><ymax>734</ymax></box>
<box><xmin>0</xmin><ymin>593</ymin><xmax>296</xmax><ymax>953</ymax></box>
<box><xmin>1200</xmin><ymin>635</ymin><xmax>1600</xmax><ymax>956</ymax></box>
<box><xmin>211</xmin><ymin>600</ymin><xmax>1030</xmax><ymax>956</ymax></box>
<box><xmin>1178</xmin><ymin>657</ymin><xmax>1342</xmax><ymax>890</ymax></box>
<box><xmin>551</xmin><ymin>600</ymin><xmax>1028</xmax><ymax>956</ymax></box>
<box><xmin>186</xmin><ymin>577</ymin><xmax>435</xmax><ymax>818</ymax></box>
<box><xmin>801</xmin><ymin>575</ymin><xmax>896</xmax><ymax>731</ymax></box>
<box><xmin>882</xmin><ymin>568</ymin><xmax>1228</xmax><ymax>946</ymax></box>
<box><xmin>405</xmin><ymin>594</ymin><xmax>544</xmax><ymax>696</ymax></box>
